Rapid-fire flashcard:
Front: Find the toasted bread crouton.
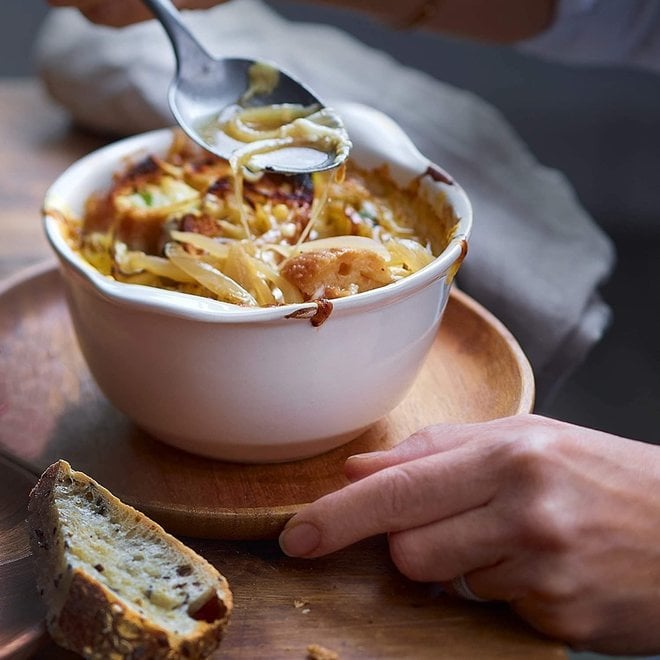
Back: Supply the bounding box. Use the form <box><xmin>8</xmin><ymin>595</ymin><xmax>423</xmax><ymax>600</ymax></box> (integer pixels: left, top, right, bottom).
<box><xmin>281</xmin><ymin>247</ymin><xmax>392</xmax><ymax>299</ymax></box>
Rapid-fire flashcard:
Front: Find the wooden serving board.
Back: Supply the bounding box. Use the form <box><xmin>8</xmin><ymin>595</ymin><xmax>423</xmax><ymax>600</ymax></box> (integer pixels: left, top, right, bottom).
<box><xmin>0</xmin><ymin>453</ymin><xmax>45</xmax><ymax>660</ymax></box>
<box><xmin>1</xmin><ymin>453</ymin><xmax>565</xmax><ymax>660</ymax></box>
<box><xmin>0</xmin><ymin>262</ymin><xmax>534</xmax><ymax>540</ymax></box>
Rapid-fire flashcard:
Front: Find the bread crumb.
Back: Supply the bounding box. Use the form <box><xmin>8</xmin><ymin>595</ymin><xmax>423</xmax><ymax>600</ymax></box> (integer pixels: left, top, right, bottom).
<box><xmin>293</xmin><ymin>599</ymin><xmax>307</xmax><ymax>609</ymax></box>
<box><xmin>307</xmin><ymin>643</ymin><xmax>339</xmax><ymax>660</ymax></box>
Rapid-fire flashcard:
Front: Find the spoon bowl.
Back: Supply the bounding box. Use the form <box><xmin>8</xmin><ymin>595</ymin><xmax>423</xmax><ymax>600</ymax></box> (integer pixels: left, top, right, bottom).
<box><xmin>143</xmin><ymin>0</ymin><xmax>349</xmax><ymax>173</ymax></box>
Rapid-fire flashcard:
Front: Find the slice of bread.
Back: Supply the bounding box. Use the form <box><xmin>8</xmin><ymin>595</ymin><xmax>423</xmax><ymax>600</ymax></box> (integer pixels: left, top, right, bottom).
<box><xmin>27</xmin><ymin>460</ymin><xmax>232</xmax><ymax>659</ymax></box>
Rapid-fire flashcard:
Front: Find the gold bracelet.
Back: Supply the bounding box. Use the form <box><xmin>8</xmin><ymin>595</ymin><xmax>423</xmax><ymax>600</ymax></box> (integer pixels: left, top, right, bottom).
<box><xmin>394</xmin><ymin>0</ymin><xmax>444</xmax><ymax>30</ymax></box>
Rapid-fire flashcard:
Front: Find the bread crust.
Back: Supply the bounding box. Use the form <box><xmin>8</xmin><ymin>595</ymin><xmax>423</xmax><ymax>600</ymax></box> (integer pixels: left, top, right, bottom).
<box><xmin>281</xmin><ymin>247</ymin><xmax>392</xmax><ymax>299</ymax></box>
<box><xmin>28</xmin><ymin>460</ymin><xmax>232</xmax><ymax>659</ymax></box>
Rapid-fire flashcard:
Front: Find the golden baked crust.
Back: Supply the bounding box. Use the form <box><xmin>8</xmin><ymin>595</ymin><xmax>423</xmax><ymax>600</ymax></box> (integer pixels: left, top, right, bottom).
<box><xmin>54</xmin><ymin>132</ymin><xmax>450</xmax><ymax>308</ymax></box>
<box><xmin>28</xmin><ymin>460</ymin><xmax>232</xmax><ymax>660</ymax></box>
<box><xmin>281</xmin><ymin>247</ymin><xmax>392</xmax><ymax>299</ymax></box>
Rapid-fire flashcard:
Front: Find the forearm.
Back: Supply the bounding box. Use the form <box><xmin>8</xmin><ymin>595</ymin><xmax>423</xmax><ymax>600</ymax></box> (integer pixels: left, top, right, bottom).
<box><xmin>288</xmin><ymin>0</ymin><xmax>558</xmax><ymax>42</ymax></box>
<box><xmin>48</xmin><ymin>0</ymin><xmax>558</xmax><ymax>41</ymax></box>
<box><xmin>47</xmin><ymin>0</ymin><xmax>221</xmax><ymax>27</ymax></box>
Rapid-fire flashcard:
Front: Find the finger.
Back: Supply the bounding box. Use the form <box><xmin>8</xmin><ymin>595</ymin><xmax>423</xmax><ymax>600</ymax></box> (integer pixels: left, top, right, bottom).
<box><xmin>62</xmin><ymin>0</ymin><xmax>224</xmax><ymax>26</ymax></box>
<box><xmin>48</xmin><ymin>0</ymin><xmax>106</xmax><ymax>10</ymax></box>
<box><xmin>464</xmin><ymin>560</ymin><xmax>610</xmax><ymax>650</ymax></box>
<box><xmin>179</xmin><ymin>0</ymin><xmax>224</xmax><ymax>9</ymax></box>
<box><xmin>443</xmin><ymin>574</ymin><xmax>491</xmax><ymax>602</ymax></box>
<box><xmin>80</xmin><ymin>0</ymin><xmax>154</xmax><ymax>27</ymax></box>
<box><xmin>49</xmin><ymin>0</ymin><xmax>158</xmax><ymax>26</ymax></box>
<box><xmin>441</xmin><ymin>565</ymin><xmax>514</xmax><ymax>603</ymax></box>
<box><xmin>387</xmin><ymin>505</ymin><xmax>509</xmax><ymax>583</ymax></box>
<box><xmin>459</xmin><ymin>554</ymin><xmax>549</xmax><ymax>603</ymax></box>
<box><xmin>280</xmin><ymin>444</ymin><xmax>496</xmax><ymax>558</ymax></box>
<box><xmin>345</xmin><ymin>423</ymin><xmax>479</xmax><ymax>482</ymax></box>
<box><xmin>48</xmin><ymin>0</ymin><xmax>93</xmax><ymax>6</ymax></box>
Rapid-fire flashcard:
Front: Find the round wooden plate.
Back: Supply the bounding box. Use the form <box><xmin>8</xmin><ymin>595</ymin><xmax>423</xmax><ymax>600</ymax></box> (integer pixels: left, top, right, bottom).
<box><xmin>0</xmin><ymin>262</ymin><xmax>534</xmax><ymax>540</ymax></box>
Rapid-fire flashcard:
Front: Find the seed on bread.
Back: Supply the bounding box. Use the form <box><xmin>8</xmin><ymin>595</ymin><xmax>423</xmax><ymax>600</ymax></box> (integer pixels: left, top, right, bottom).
<box><xmin>28</xmin><ymin>460</ymin><xmax>232</xmax><ymax>659</ymax></box>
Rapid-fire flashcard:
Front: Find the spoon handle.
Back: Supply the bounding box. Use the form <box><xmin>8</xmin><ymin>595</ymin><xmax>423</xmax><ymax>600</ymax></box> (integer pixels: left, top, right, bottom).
<box><xmin>141</xmin><ymin>0</ymin><xmax>212</xmax><ymax>76</ymax></box>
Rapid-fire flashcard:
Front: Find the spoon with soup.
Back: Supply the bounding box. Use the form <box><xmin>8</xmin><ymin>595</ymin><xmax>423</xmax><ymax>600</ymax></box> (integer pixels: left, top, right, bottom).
<box><xmin>142</xmin><ymin>0</ymin><xmax>351</xmax><ymax>175</ymax></box>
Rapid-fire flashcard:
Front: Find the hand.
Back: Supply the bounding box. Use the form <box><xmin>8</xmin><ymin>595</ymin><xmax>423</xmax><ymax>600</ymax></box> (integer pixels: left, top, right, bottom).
<box><xmin>46</xmin><ymin>0</ymin><xmax>223</xmax><ymax>27</ymax></box>
<box><xmin>47</xmin><ymin>0</ymin><xmax>556</xmax><ymax>40</ymax></box>
<box><xmin>279</xmin><ymin>414</ymin><xmax>660</xmax><ymax>654</ymax></box>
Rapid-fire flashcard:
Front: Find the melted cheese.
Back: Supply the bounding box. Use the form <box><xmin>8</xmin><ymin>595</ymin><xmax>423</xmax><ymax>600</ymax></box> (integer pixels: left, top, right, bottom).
<box><xmin>195</xmin><ymin>62</ymin><xmax>352</xmax><ymax>242</ymax></box>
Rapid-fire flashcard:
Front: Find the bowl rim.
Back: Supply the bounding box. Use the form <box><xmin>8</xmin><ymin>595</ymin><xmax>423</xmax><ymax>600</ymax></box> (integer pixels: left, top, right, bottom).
<box><xmin>43</xmin><ymin>104</ymin><xmax>472</xmax><ymax>324</ymax></box>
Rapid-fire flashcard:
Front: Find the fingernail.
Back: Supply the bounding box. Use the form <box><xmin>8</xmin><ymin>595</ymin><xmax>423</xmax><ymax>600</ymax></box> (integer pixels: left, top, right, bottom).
<box><xmin>279</xmin><ymin>522</ymin><xmax>321</xmax><ymax>557</ymax></box>
<box><xmin>345</xmin><ymin>451</ymin><xmax>385</xmax><ymax>481</ymax></box>
<box><xmin>346</xmin><ymin>451</ymin><xmax>382</xmax><ymax>462</ymax></box>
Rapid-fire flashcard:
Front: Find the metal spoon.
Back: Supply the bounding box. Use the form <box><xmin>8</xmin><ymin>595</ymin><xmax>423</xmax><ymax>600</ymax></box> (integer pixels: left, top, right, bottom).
<box><xmin>142</xmin><ymin>0</ymin><xmax>349</xmax><ymax>174</ymax></box>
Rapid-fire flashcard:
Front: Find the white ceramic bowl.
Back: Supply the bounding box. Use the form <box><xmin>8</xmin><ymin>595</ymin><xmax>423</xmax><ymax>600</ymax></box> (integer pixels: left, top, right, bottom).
<box><xmin>43</xmin><ymin>103</ymin><xmax>472</xmax><ymax>463</ymax></box>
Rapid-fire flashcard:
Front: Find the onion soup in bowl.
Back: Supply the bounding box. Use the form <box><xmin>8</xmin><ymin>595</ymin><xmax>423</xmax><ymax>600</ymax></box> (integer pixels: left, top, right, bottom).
<box><xmin>43</xmin><ymin>102</ymin><xmax>472</xmax><ymax>463</ymax></box>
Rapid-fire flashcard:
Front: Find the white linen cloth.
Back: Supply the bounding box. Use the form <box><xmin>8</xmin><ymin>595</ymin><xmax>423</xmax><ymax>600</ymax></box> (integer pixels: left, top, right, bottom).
<box><xmin>33</xmin><ymin>0</ymin><xmax>616</xmax><ymax>401</ymax></box>
<box><xmin>520</xmin><ymin>0</ymin><xmax>660</xmax><ymax>73</ymax></box>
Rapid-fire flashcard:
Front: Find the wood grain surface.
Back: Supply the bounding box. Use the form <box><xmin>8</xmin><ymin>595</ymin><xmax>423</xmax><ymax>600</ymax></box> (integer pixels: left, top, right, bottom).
<box><xmin>0</xmin><ymin>455</ymin><xmax>44</xmax><ymax>660</ymax></box>
<box><xmin>0</xmin><ymin>79</ymin><xmax>564</xmax><ymax>659</ymax></box>
<box><xmin>0</xmin><ymin>450</ymin><xmax>564</xmax><ymax>660</ymax></box>
<box><xmin>0</xmin><ymin>262</ymin><xmax>533</xmax><ymax>540</ymax></box>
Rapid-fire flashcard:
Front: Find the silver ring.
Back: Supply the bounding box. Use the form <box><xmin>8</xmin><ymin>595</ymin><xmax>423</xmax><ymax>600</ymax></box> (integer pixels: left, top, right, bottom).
<box><xmin>451</xmin><ymin>574</ymin><xmax>488</xmax><ymax>602</ymax></box>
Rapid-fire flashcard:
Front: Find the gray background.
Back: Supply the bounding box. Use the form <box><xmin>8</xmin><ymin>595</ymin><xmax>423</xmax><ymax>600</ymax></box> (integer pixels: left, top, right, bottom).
<box><xmin>1</xmin><ymin>4</ymin><xmax>659</xmax><ymax>658</ymax></box>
